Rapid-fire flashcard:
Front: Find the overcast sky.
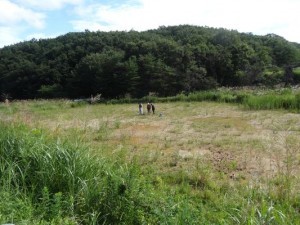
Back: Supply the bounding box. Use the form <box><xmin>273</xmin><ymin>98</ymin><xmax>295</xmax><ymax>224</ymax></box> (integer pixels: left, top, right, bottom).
<box><xmin>0</xmin><ymin>0</ymin><xmax>299</xmax><ymax>48</ymax></box>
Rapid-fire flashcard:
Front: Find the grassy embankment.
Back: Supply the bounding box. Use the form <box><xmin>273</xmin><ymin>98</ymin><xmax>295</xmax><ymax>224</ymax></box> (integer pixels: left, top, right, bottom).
<box><xmin>0</xmin><ymin>88</ymin><xmax>300</xmax><ymax>224</ymax></box>
<box><xmin>108</xmin><ymin>87</ymin><xmax>300</xmax><ymax>112</ymax></box>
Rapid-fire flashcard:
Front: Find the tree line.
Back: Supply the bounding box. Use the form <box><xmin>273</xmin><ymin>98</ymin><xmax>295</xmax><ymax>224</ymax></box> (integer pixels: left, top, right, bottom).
<box><xmin>1</xmin><ymin>25</ymin><xmax>300</xmax><ymax>99</ymax></box>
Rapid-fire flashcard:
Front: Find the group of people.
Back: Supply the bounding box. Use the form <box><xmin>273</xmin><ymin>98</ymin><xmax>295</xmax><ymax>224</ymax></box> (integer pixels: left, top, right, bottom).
<box><xmin>138</xmin><ymin>102</ymin><xmax>155</xmax><ymax>115</ymax></box>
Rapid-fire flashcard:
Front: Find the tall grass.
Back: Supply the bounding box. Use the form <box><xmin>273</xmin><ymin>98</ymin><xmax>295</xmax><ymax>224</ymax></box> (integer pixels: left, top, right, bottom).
<box><xmin>8</xmin><ymin>87</ymin><xmax>298</xmax><ymax>113</ymax></box>
<box><xmin>0</xmin><ymin>123</ymin><xmax>156</xmax><ymax>224</ymax></box>
<box><xmin>1</xmin><ymin>122</ymin><xmax>221</xmax><ymax>224</ymax></box>
<box><xmin>242</xmin><ymin>89</ymin><xmax>300</xmax><ymax>111</ymax></box>
<box><xmin>105</xmin><ymin>90</ymin><xmax>248</xmax><ymax>104</ymax></box>
<box><xmin>105</xmin><ymin>87</ymin><xmax>300</xmax><ymax>112</ymax></box>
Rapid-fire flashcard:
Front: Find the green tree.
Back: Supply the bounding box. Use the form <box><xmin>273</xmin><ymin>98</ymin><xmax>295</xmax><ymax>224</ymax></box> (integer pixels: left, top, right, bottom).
<box><xmin>184</xmin><ymin>61</ymin><xmax>217</xmax><ymax>92</ymax></box>
<box><xmin>69</xmin><ymin>49</ymin><xmax>139</xmax><ymax>98</ymax></box>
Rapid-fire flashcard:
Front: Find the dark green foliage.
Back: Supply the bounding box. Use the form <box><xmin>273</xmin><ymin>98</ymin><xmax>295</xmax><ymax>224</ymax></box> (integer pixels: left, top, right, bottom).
<box><xmin>293</xmin><ymin>67</ymin><xmax>300</xmax><ymax>83</ymax></box>
<box><xmin>0</xmin><ymin>25</ymin><xmax>300</xmax><ymax>99</ymax></box>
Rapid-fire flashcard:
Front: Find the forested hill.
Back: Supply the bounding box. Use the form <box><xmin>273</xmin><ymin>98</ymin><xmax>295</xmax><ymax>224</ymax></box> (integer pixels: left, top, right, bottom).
<box><xmin>1</xmin><ymin>25</ymin><xmax>300</xmax><ymax>99</ymax></box>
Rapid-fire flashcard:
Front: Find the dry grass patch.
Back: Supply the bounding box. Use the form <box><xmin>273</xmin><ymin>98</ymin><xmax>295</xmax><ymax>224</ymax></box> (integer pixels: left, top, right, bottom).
<box><xmin>1</xmin><ymin>100</ymin><xmax>300</xmax><ymax>184</ymax></box>
<box><xmin>191</xmin><ymin>116</ymin><xmax>253</xmax><ymax>136</ymax></box>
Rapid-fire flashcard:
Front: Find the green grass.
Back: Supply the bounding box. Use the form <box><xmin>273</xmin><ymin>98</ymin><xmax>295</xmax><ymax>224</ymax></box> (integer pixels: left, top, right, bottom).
<box><xmin>0</xmin><ymin>123</ymin><xmax>158</xmax><ymax>224</ymax></box>
<box><xmin>103</xmin><ymin>87</ymin><xmax>300</xmax><ymax>112</ymax></box>
<box><xmin>1</xmin><ymin>88</ymin><xmax>300</xmax><ymax>224</ymax></box>
<box><xmin>244</xmin><ymin>94</ymin><xmax>295</xmax><ymax>110</ymax></box>
<box><xmin>293</xmin><ymin>67</ymin><xmax>300</xmax><ymax>75</ymax></box>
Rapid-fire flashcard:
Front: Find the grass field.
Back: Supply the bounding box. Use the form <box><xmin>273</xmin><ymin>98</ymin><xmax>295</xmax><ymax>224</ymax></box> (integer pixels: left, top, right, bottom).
<box><xmin>0</xmin><ymin>98</ymin><xmax>300</xmax><ymax>224</ymax></box>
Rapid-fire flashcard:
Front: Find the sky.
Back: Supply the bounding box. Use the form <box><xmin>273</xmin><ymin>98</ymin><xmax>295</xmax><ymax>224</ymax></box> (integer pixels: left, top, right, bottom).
<box><xmin>0</xmin><ymin>0</ymin><xmax>300</xmax><ymax>48</ymax></box>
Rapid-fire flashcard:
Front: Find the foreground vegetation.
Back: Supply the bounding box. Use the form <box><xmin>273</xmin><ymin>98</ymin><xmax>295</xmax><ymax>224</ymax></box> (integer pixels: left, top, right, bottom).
<box><xmin>0</xmin><ymin>89</ymin><xmax>300</xmax><ymax>224</ymax></box>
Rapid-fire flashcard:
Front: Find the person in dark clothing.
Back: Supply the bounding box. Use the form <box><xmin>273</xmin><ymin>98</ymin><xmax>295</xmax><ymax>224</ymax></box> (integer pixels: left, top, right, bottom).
<box><xmin>151</xmin><ymin>103</ymin><xmax>155</xmax><ymax>114</ymax></box>
<box><xmin>147</xmin><ymin>103</ymin><xmax>151</xmax><ymax>114</ymax></box>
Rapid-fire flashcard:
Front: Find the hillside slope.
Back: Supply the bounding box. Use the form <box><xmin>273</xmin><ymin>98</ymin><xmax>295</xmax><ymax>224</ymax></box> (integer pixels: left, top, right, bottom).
<box><xmin>1</xmin><ymin>25</ymin><xmax>300</xmax><ymax>99</ymax></box>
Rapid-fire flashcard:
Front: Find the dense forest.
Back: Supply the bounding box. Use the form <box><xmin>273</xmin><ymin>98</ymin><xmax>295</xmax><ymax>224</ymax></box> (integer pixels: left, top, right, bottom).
<box><xmin>1</xmin><ymin>25</ymin><xmax>300</xmax><ymax>99</ymax></box>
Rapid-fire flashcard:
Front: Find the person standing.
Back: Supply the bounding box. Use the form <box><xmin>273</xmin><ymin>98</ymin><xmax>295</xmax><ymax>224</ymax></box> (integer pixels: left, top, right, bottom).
<box><xmin>138</xmin><ymin>103</ymin><xmax>143</xmax><ymax>115</ymax></box>
<box><xmin>147</xmin><ymin>103</ymin><xmax>151</xmax><ymax>114</ymax></box>
<box><xmin>151</xmin><ymin>103</ymin><xmax>155</xmax><ymax>114</ymax></box>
